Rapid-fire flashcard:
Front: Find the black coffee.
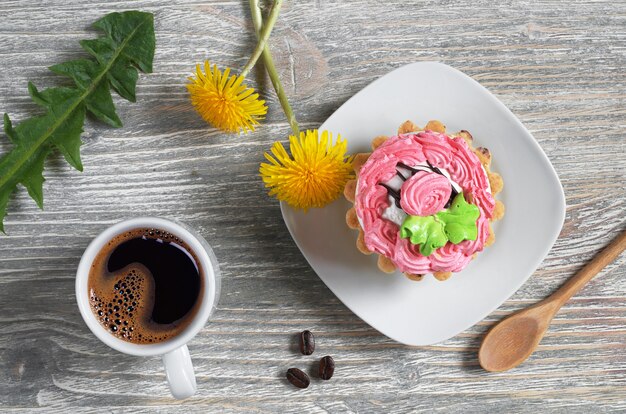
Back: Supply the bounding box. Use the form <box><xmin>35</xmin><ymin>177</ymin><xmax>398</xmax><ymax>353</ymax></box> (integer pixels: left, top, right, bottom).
<box><xmin>88</xmin><ymin>228</ymin><xmax>204</xmax><ymax>344</ymax></box>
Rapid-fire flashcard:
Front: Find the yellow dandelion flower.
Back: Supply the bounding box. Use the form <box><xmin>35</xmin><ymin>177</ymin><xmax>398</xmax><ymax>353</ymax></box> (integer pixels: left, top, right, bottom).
<box><xmin>186</xmin><ymin>60</ymin><xmax>268</xmax><ymax>133</ymax></box>
<box><xmin>260</xmin><ymin>130</ymin><xmax>354</xmax><ymax>210</ymax></box>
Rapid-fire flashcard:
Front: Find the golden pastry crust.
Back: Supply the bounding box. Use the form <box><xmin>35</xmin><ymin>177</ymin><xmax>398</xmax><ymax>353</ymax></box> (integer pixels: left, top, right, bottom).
<box><xmin>345</xmin><ymin>120</ymin><xmax>505</xmax><ymax>282</ymax></box>
<box><xmin>492</xmin><ymin>200</ymin><xmax>505</xmax><ymax>221</ymax></box>
<box><xmin>474</xmin><ymin>147</ymin><xmax>491</xmax><ymax>168</ymax></box>
<box><xmin>356</xmin><ymin>229</ymin><xmax>372</xmax><ymax>255</ymax></box>
<box><xmin>424</xmin><ymin>120</ymin><xmax>446</xmax><ymax>133</ymax></box>
<box><xmin>378</xmin><ymin>255</ymin><xmax>397</xmax><ymax>274</ymax></box>
<box><xmin>343</xmin><ymin>179</ymin><xmax>357</xmax><ymax>203</ymax></box>
<box><xmin>398</xmin><ymin>120</ymin><xmax>419</xmax><ymax>134</ymax></box>
<box><xmin>485</xmin><ymin>223</ymin><xmax>496</xmax><ymax>247</ymax></box>
<box><xmin>352</xmin><ymin>153</ymin><xmax>371</xmax><ymax>174</ymax></box>
<box><xmin>346</xmin><ymin>207</ymin><xmax>360</xmax><ymax>229</ymax></box>
<box><xmin>488</xmin><ymin>172</ymin><xmax>504</xmax><ymax>195</ymax></box>
<box><xmin>433</xmin><ymin>271</ymin><xmax>452</xmax><ymax>281</ymax></box>
<box><xmin>405</xmin><ymin>273</ymin><xmax>424</xmax><ymax>281</ymax></box>
<box><xmin>371</xmin><ymin>135</ymin><xmax>389</xmax><ymax>150</ymax></box>
<box><xmin>457</xmin><ymin>130</ymin><xmax>473</xmax><ymax>145</ymax></box>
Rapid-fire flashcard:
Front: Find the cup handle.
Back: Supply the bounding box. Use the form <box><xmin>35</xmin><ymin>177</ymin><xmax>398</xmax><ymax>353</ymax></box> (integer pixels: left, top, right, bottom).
<box><xmin>162</xmin><ymin>345</ymin><xmax>197</xmax><ymax>399</ymax></box>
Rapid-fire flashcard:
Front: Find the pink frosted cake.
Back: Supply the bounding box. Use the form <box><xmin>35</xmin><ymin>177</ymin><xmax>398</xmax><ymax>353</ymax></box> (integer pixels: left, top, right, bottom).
<box><xmin>344</xmin><ymin>120</ymin><xmax>504</xmax><ymax>281</ymax></box>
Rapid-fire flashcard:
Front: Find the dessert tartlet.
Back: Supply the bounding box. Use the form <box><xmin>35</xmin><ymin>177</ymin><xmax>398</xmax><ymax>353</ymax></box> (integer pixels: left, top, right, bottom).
<box><xmin>344</xmin><ymin>120</ymin><xmax>504</xmax><ymax>281</ymax></box>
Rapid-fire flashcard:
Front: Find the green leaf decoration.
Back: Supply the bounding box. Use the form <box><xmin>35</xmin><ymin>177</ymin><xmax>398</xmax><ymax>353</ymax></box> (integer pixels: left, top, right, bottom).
<box><xmin>436</xmin><ymin>193</ymin><xmax>480</xmax><ymax>244</ymax></box>
<box><xmin>399</xmin><ymin>193</ymin><xmax>480</xmax><ymax>256</ymax></box>
<box><xmin>0</xmin><ymin>11</ymin><xmax>155</xmax><ymax>233</ymax></box>
<box><xmin>400</xmin><ymin>215</ymin><xmax>448</xmax><ymax>257</ymax></box>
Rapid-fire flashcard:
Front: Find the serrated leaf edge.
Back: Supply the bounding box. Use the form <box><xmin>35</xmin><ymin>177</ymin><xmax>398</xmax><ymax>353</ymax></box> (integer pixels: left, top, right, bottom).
<box><xmin>0</xmin><ymin>11</ymin><xmax>154</xmax><ymax>231</ymax></box>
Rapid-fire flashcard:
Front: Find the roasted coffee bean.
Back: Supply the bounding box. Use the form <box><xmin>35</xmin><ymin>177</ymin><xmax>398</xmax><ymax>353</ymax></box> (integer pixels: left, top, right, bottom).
<box><xmin>319</xmin><ymin>355</ymin><xmax>335</xmax><ymax>380</ymax></box>
<box><xmin>299</xmin><ymin>330</ymin><xmax>315</xmax><ymax>355</ymax></box>
<box><xmin>286</xmin><ymin>368</ymin><xmax>310</xmax><ymax>389</ymax></box>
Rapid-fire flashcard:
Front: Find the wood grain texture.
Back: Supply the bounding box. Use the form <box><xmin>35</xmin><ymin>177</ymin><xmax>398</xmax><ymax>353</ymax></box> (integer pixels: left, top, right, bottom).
<box><xmin>0</xmin><ymin>0</ymin><xmax>625</xmax><ymax>412</ymax></box>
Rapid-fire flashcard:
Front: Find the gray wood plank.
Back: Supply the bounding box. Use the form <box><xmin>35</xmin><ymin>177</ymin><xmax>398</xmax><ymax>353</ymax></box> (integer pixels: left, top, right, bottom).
<box><xmin>1</xmin><ymin>0</ymin><xmax>625</xmax><ymax>412</ymax></box>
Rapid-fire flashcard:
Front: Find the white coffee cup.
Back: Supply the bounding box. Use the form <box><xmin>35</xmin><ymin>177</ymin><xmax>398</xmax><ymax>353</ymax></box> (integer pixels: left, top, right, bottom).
<box><xmin>75</xmin><ymin>217</ymin><xmax>221</xmax><ymax>399</ymax></box>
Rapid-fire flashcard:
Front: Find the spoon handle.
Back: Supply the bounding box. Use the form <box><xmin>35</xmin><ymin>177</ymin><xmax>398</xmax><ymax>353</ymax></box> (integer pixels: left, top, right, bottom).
<box><xmin>549</xmin><ymin>227</ymin><xmax>626</xmax><ymax>308</ymax></box>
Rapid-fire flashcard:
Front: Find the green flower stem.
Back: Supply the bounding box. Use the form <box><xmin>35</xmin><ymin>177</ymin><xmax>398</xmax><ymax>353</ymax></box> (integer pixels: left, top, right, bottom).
<box><xmin>249</xmin><ymin>0</ymin><xmax>300</xmax><ymax>136</ymax></box>
<box><xmin>240</xmin><ymin>0</ymin><xmax>283</xmax><ymax>78</ymax></box>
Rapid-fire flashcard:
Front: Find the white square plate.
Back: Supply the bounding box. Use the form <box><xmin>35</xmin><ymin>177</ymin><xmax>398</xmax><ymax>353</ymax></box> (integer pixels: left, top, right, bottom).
<box><xmin>280</xmin><ymin>62</ymin><xmax>565</xmax><ymax>345</ymax></box>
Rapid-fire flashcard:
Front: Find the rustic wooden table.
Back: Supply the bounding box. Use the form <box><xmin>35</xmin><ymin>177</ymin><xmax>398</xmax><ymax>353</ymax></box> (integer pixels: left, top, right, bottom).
<box><xmin>1</xmin><ymin>1</ymin><xmax>625</xmax><ymax>412</ymax></box>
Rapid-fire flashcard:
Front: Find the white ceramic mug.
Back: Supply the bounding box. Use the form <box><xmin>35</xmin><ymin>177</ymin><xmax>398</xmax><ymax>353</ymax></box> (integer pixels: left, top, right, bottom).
<box><xmin>75</xmin><ymin>217</ymin><xmax>221</xmax><ymax>399</ymax></box>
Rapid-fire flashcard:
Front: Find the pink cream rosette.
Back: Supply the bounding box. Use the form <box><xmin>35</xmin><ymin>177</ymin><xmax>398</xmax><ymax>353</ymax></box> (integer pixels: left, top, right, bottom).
<box><xmin>393</xmin><ymin>237</ymin><xmax>432</xmax><ymax>275</ymax></box>
<box><xmin>415</xmin><ymin>131</ymin><xmax>453</xmax><ymax>167</ymax></box>
<box><xmin>448</xmin><ymin>137</ymin><xmax>490</xmax><ymax>192</ymax></box>
<box><xmin>400</xmin><ymin>171</ymin><xmax>451</xmax><ymax>216</ymax></box>
<box><xmin>355</xmin><ymin>131</ymin><xmax>496</xmax><ymax>274</ymax></box>
<box><xmin>429</xmin><ymin>243</ymin><xmax>474</xmax><ymax>273</ymax></box>
<box><xmin>365</xmin><ymin>219</ymin><xmax>399</xmax><ymax>258</ymax></box>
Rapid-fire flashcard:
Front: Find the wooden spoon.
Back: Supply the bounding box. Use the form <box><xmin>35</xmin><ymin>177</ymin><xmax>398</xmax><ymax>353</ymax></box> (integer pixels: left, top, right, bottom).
<box><xmin>479</xmin><ymin>228</ymin><xmax>626</xmax><ymax>372</ymax></box>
